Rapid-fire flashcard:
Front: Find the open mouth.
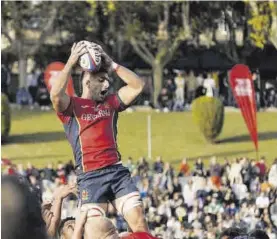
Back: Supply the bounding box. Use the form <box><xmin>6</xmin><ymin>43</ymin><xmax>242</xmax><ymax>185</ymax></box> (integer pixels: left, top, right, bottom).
<box><xmin>100</xmin><ymin>90</ymin><xmax>108</xmax><ymax>96</ymax></box>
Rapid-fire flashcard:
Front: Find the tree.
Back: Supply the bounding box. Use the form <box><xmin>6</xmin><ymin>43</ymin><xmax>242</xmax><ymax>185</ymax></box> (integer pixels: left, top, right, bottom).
<box><xmin>90</xmin><ymin>1</ymin><xmax>191</xmax><ymax>105</ymax></box>
<box><xmin>1</xmin><ymin>1</ymin><xmax>61</xmax><ymax>87</ymax></box>
<box><xmin>247</xmin><ymin>1</ymin><xmax>277</xmax><ymax>49</ymax></box>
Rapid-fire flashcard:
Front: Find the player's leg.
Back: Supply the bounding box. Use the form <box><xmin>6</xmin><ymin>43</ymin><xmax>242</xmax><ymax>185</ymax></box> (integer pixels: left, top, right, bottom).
<box><xmin>78</xmin><ymin>170</ymin><xmax>120</xmax><ymax>239</ymax></box>
<box><xmin>110</xmin><ymin>165</ymin><xmax>149</xmax><ymax>233</ymax></box>
<box><xmin>112</xmin><ymin>193</ymin><xmax>149</xmax><ymax>233</ymax></box>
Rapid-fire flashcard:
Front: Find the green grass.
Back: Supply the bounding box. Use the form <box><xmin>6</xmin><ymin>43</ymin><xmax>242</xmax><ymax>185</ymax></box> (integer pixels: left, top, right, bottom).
<box><xmin>1</xmin><ymin>108</ymin><xmax>277</xmax><ymax>169</ymax></box>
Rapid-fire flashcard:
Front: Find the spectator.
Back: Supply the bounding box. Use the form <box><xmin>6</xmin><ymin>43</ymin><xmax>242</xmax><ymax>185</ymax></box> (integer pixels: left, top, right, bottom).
<box><xmin>256</xmin><ymin>158</ymin><xmax>267</xmax><ymax>180</ymax></box>
<box><xmin>182</xmin><ymin>179</ymin><xmax>196</xmax><ymax>208</ymax></box>
<box><xmin>16</xmin><ymin>163</ymin><xmax>26</xmax><ymax>177</ymax></box>
<box><xmin>26</xmin><ymin>69</ymin><xmax>39</xmax><ymax>106</ymax></box>
<box><xmin>173</xmin><ymin>71</ymin><xmax>185</xmax><ymax>111</ymax></box>
<box><xmin>36</xmin><ymin>82</ymin><xmax>51</xmax><ymax>111</ymax></box>
<box><xmin>186</xmin><ymin>70</ymin><xmax>197</xmax><ymax>104</ymax></box>
<box><xmin>268</xmin><ymin>159</ymin><xmax>277</xmax><ymax>188</ymax></box>
<box><xmin>164</xmin><ymin>79</ymin><xmax>176</xmax><ymax>95</ymax></box>
<box><xmin>153</xmin><ymin>156</ymin><xmax>164</xmax><ymax>174</ymax></box>
<box><xmin>179</xmin><ymin>158</ymin><xmax>190</xmax><ymax>176</ymax></box>
<box><xmin>16</xmin><ymin>87</ymin><xmax>33</xmax><ymax>110</ymax></box>
<box><xmin>193</xmin><ymin>158</ymin><xmax>205</xmax><ymax>177</ymax></box>
<box><xmin>126</xmin><ymin>157</ymin><xmax>136</xmax><ymax>173</ymax></box>
<box><xmin>65</xmin><ymin>160</ymin><xmax>75</xmax><ymax>176</ymax></box>
<box><xmin>228</xmin><ymin>158</ymin><xmax>242</xmax><ymax>185</ymax></box>
<box><xmin>57</xmin><ymin>161</ymin><xmax>67</xmax><ymax>185</ymax></box>
<box><xmin>203</xmin><ymin>73</ymin><xmax>216</xmax><ymax>97</ymax></box>
<box><xmin>256</xmin><ymin>192</ymin><xmax>270</xmax><ymax>211</ymax></box>
<box><xmin>1</xmin><ymin>64</ymin><xmax>11</xmax><ymax>96</ymax></box>
<box><xmin>157</xmin><ymin>88</ymin><xmax>174</xmax><ymax>112</ymax></box>
<box><xmin>232</xmin><ymin>177</ymin><xmax>248</xmax><ymax>202</ymax></box>
<box><xmin>26</xmin><ymin>162</ymin><xmax>40</xmax><ymax>179</ymax></box>
<box><xmin>43</xmin><ymin>163</ymin><xmax>57</xmax><ymax>182</ymax></box>
<box><xmin>209</xmin><ymin>156</ymin><xmax>222</xmax><ymax>177</ymax></box>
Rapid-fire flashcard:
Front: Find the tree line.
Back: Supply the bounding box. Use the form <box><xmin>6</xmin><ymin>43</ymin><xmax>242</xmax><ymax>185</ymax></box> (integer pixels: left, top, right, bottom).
<box><xmin>2</xmin><ymin>1</ymin><xmax>277</xmax><ymax>105</ymax></box>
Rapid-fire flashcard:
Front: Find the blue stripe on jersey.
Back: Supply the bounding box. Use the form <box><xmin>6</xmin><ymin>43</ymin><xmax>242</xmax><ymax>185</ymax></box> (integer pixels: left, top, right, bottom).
<box><xmin>63</xmin><ymin>117</ymin><xmax>83</xmax><ymax>171</ymax></box>
<box><xmin>112</xmin><ymin>111</ymin><xmax>122</xmax><ymax>161</ymax></box>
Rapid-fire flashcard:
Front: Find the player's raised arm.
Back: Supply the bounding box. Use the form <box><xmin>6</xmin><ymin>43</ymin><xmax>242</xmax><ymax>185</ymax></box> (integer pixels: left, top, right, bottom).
<box><xmin>50</xmin><ymin>42</ymin><xmax>87</xmax><ymax>112</ymax></box>
<box><xmin>101</xmin><ymin>49</ymin><xmax>145</xmax><ymax>106</ymax></box>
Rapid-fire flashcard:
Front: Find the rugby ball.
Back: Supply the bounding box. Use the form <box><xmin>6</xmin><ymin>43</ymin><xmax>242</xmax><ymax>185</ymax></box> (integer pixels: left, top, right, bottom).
<box><xmin>78</xmin><ymin>41</ymin><xmax>101</xmax><ymax>72</ymax></box>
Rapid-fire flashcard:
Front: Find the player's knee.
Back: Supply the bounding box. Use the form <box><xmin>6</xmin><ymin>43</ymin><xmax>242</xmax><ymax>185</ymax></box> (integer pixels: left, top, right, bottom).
<box><xmin>118</xmin><ymin>192</ymin><xmax>143</xmax><ymax>217</ymax></box>
<box><xmin>124</xmin><ymin>206</ymin><xmax>149</xmax><ymax>233</ymax></box>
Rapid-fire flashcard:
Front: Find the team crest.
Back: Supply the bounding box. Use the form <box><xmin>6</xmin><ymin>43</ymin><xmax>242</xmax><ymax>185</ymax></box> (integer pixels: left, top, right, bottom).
<box><xmin>81</xmin><ymin>190</ymin><xmax>89</xmax><ymax>201</ymax></box>
<box><xmin>103</xmin><ymin>102</ymin><xmax>110</xmax><ymax>109</ymax></box>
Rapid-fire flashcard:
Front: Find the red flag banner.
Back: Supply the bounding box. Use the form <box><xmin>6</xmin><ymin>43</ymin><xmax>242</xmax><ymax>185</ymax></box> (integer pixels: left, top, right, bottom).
<box><xmin>44</xmin><ymin>62</ymin><xmax>75</xmax><ymax>97</ymax></box>
<box><xmin>229</xmin><ymin>64</ymin><xmax>258</xmax><ymax>151</ymax></box>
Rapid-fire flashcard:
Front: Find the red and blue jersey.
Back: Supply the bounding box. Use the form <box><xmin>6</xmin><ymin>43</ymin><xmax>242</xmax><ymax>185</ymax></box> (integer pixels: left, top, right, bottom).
<box><xmin>57</xmin><ymin>94</ymin><xmax>126</xmax><ymax>172</ymax></box>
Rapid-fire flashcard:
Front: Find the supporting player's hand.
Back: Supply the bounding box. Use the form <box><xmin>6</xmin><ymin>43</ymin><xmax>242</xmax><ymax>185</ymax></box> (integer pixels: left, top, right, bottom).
<box><xmin>67</xmin><ymin>41</ymin><xmax>88</xmax><ymax>68</ymax></box>
<box><xmin>72</xmin><ymin>209</ymin><xmax>88</xmax><ymax>239</ymax></box>
<box><xmin>41</xmin><ymin>202</ymin><xmax>53</xmax><ymax>229</ymax></box>
<box><xmin>53</xmin><ymin>183</ymin><xmax>77</xmax><ymax>200</ymax></box>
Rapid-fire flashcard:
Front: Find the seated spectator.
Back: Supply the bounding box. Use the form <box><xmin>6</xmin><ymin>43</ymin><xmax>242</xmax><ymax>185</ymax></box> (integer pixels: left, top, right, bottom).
<box><xmin>179</xmin><ymin>158</ymin><xmax>190</xmax><ymax>176</ymax></box>
<box><xmin>57</xmin><ymin>161</ymin><xmax>67</xmax><ymax>184</ymax></box>
<box><xmin>268</xmin><ymin>158</ymin><xmax>277</xmax><ymax>188</ymax></box>
<box><xmin>193</xmin><ymin>158</ymin><xmax>205</xmax><ymax>177</ymax></box>
<box><xmin>157</xmin><ymin>88</ymin><xmax>174</xmax><ymax>112</ymax></box>
<box><xmin>256</xmin><ymin>158</ymin><xmax>267</xmax><ymax>180</ymax></box>
<box><xmin>153</xmin><ymin>156</ymin><xmax>164</xmax><ymax>174</ymax></box>
<box><xmin>65</xmin><ymin>160</ymin><xmax>75</xmax><ymax>176</ymax></box>
<box><xmin>43</xmin><ymin>162</ymin><xmax>57</xmax><ymax>182</ymax></box>
<box><xmin>137</xmin><ymin>157</ymin><xmax>149</xmax><ymax>177</ymax></box>
<box><xmin>16</xmin><ymin>87</ymin><xmax>33</xmax><ymax>110</ymax></box>
<box><xmin>125</xmin><ymin>157</ymin><xmax>136</xmax><ymax>174</ymax></box>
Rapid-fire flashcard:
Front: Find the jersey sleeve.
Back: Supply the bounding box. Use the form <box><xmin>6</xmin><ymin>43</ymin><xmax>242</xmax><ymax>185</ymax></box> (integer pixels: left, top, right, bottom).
<box><xmin>56</xmin><ymin>97</ymin><xmax>74</xmax><ymax>124</ymax></box>
<box><xmin>107</xmin><ymin>93</ymin><xmax>128</xmax><ymax>112</ymax></box>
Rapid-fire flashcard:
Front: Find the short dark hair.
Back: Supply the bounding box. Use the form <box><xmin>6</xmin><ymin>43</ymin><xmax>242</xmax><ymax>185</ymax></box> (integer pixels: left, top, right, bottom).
<box><xmin>220</xmin><ymin>228</ymin><xmax>270</xmax><ymax>239</ymax></box>
<box><xmin>58</xmin><ymin>217</ymin><xmax>75</xmax><ymax>236</ymax></box>
<box><xmin>248</xmin><ymin>229</ymin><xmax>269</xmax><ymax>239</ymax></box>
<box><xmin>220</xmin><ymin>227</ymin><xmax>247</xmax><ymax>238</ymax></box>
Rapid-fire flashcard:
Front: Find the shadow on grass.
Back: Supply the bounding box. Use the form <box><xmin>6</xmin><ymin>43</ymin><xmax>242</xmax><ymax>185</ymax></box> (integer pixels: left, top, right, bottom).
<box><xmin>6</xmin><ymin>131</ymin><xmax>66</xmax><ymax>144</ymax></box>
<box><xmin>217</xmin><ymin>131</ymin><xmax>277</xmax><ymax>144</ymax></box>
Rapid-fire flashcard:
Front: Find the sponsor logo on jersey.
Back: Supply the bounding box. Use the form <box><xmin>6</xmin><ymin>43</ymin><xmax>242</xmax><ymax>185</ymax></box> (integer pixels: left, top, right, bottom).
<box><xmin>81</xmin><ymin>109</ymin><xmax>111</xmax><ymax>121</ymax></box>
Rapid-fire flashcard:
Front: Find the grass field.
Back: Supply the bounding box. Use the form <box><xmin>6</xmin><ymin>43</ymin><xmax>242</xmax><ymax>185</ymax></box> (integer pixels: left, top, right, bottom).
<box><xmin>1</xmin><ymin>108</ymin><xmax>277</xmax><ymax>169</ymax></box>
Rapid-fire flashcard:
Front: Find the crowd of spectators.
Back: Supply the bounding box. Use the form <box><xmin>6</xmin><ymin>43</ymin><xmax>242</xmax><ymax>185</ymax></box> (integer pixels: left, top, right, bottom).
<box><xmin>2</xmin><ymin>156</ymin><xmax>277</xmax><ymax>239</ymax></box>
<box><xmin>156</xmin><ymin>70</ymin><xmax>277</xmax><ymax>112</ymax></box>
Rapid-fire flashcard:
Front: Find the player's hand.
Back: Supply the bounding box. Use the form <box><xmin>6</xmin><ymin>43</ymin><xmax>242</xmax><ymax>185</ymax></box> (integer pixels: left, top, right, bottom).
<box><xmin>53</xmin><ymin>183</ymin><xmax>77</xmax><ymax>200</ymax></box>
<box><xmin>41</xmin><ymin>202</ymin><xmax>53</xmax><ymax>229</ymax></box>
<box><xmin>67</xmin><ymin>41</ymin><xmax>88</xmax><ymax>67</ymax></box>
<box><xmin>72</xmin><ymin>209</ymin><xmax>88</xmax><ymax>239</ymax></box>
<box><xmin>98</xmin><ymin>46</ymin><xmax>114</xmax><ymax>73</ymax></box>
